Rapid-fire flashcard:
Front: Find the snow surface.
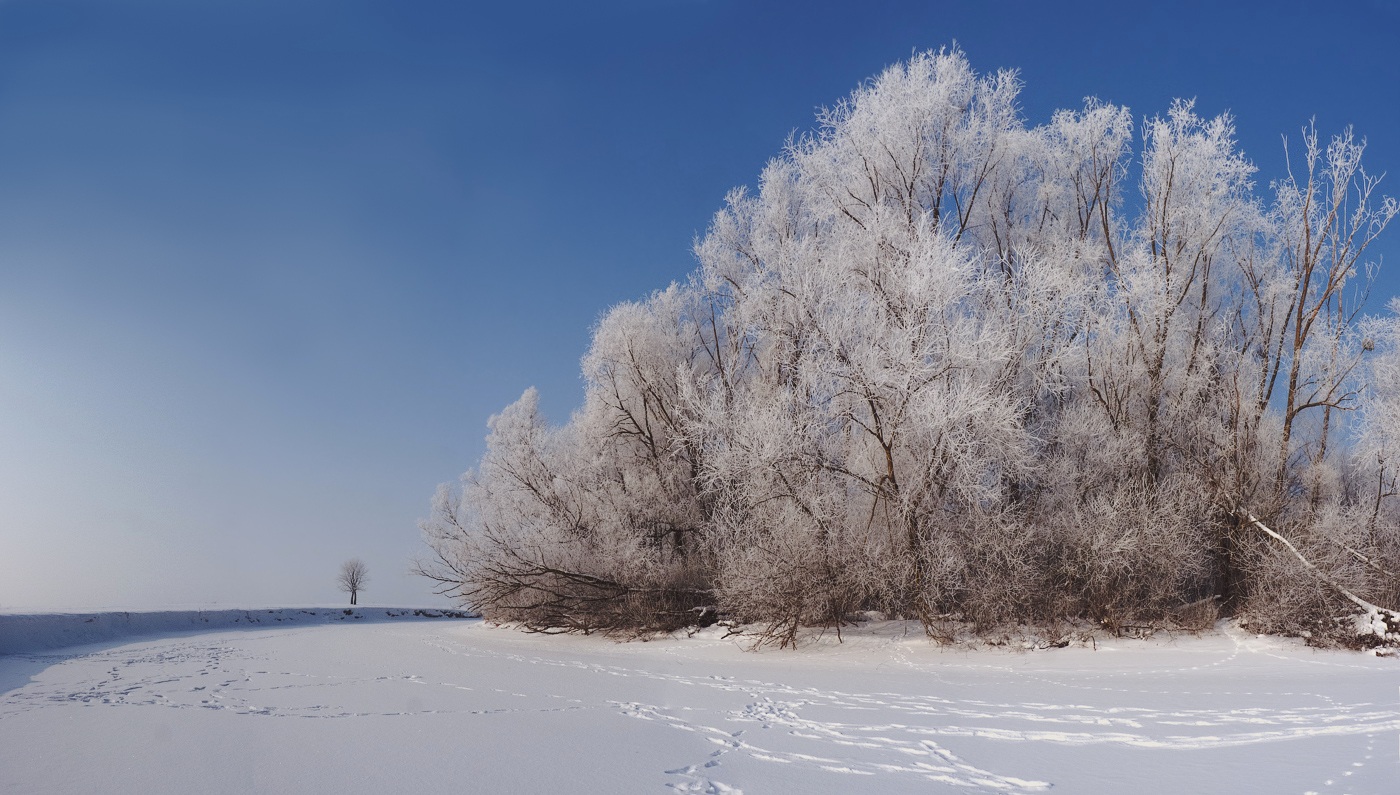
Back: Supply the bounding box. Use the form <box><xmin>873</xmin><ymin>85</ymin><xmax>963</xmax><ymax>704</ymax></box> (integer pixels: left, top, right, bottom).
<box><xmin>2</xmin><ymin>617</ymin><xmax>1399</xmax><ymax>794</ymax></box>
<box><xmin>0</xmin><ymin>607</ymin><xmax>473</xmax><ymax>655</ymax></box>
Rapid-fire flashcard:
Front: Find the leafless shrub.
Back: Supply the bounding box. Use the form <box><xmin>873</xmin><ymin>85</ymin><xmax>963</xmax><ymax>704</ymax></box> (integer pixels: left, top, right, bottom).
<box><xmin>917</xmin><ymin>510</ymin><xmax>1048</xmax><ymax>631</ymax></box>
<box><xmin>1044</xmin><ymin>483</ymin><xmax>1214</xmax><ymax>632</ymax></box>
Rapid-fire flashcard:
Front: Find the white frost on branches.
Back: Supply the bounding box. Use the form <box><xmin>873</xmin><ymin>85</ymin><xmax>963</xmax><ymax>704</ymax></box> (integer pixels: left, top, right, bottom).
<box><xmin>419</xmin><ymin>48</ymin><xmax>1398</xmax><ymax>646</ymax></box>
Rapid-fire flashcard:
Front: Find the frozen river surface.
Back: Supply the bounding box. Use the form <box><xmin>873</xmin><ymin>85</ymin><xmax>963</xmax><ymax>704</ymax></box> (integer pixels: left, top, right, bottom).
<box><xmin>2</xmin><ymin>616</ymin><xmax>1399</xmax><ymax>793</ymax></box>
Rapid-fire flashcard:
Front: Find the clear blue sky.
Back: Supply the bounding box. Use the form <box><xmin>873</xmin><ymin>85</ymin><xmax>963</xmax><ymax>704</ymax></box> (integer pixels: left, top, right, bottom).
<box><xmin>1</xmin><ymin>0</ymin><xmax>1397</xmax><ymax>608</ymax></box>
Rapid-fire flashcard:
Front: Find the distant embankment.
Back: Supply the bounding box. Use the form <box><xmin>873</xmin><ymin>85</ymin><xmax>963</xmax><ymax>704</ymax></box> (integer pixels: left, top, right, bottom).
<box><xmin>0</xmin><ymin>607</ymin><xmax>476</xmax><ymax>655</ymax></box>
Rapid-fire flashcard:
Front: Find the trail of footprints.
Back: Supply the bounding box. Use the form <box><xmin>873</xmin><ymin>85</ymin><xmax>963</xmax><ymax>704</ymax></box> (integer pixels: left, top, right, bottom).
<box><xmin>1302</xmin><ymin>733</ymin><xmax>1381</xmax><ymax>795</ymax></box>
<box><xmin>4</xmin><ymin>631</ymin><xmax>1398</xmax><ymax>794</ymax></box>
<box><xmin>434</xmin><ymin>635</ymin><xmax>1400</xmax><ymax>789</ymax></box>
<box><xmin>0</xmin><ymin>637</ymin><xmax>591</xmax><ymax>722</ymax></box>
<box><xmin>422</xmin><ymin>636</ymin><xmax>1400</xmax><ymax>793</ymax></box>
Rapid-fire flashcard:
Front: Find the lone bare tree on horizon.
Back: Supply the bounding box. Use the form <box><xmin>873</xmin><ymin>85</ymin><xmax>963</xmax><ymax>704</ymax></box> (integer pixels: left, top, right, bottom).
<box><xmin>337</xmin><ymin>558</ymin><xmax>369</xmax><ymax>606</ymax></box>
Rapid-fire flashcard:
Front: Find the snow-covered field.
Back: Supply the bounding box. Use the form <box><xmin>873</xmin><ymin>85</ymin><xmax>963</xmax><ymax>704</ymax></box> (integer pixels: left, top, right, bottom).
<box><xmin>2</xmin><ymin>615</ymin><xmax>1398</xmax><ymax>794</ymax></box>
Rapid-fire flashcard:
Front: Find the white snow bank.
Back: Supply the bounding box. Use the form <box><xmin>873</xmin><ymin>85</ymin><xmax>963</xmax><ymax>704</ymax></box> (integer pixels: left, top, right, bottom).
<box><xmin>0</xmin><ymin>607</ymin><xmax>474</xmax><ymax>655</ymax></box>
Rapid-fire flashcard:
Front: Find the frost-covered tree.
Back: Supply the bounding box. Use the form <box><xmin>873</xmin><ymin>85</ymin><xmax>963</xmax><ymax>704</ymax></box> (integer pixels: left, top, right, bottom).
<box><xmin>421</xmin><ymin>48</ymin><xmax>1397</xmax><ymax>646</ymax></box>
<box><xmin>337</xmin><ymin>559</ymin><xmax>369</xmax><ymax>606</ymax></box>
<box><xmin>1357</xmin><ymin>301</ymin><xmax>1400</xmax><ymax>522</ymax></box>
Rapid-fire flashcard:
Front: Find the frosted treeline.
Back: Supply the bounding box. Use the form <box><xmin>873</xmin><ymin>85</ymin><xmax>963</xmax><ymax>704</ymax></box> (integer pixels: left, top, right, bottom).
<box><xmin>420</xmin><ymin>50</ymin><xmax>1400</xmax><ymax>646</ymax></box>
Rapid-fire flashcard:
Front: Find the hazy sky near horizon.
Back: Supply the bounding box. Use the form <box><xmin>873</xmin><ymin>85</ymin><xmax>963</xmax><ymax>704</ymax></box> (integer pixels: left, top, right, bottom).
<box><xmin>1</xmin><ymin>0</ymin><xmax>1397</xmax><ymax>609</ymax></box>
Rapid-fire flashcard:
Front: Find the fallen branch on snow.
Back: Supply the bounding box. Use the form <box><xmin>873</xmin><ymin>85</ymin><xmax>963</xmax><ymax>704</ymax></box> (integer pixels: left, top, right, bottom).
<box><xmin>1241</xmin><ymin>511</ymin><xmax>1400</xmax><ymax>644</ymax></box>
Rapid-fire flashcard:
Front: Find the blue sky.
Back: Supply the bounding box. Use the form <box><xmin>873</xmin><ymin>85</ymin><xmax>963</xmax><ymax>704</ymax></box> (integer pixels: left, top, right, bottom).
<box><xmin>1</xmin><ymin>0</ymin><xmax>1397</xmax><ymax>608</ymax></box>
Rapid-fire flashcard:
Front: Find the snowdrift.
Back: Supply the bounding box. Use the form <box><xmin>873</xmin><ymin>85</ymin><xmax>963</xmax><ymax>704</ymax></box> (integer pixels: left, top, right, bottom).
<box><xmin>0</xmin><ymin>607</ymin><xmax>474</xmax><ymax>655</ymax></box>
